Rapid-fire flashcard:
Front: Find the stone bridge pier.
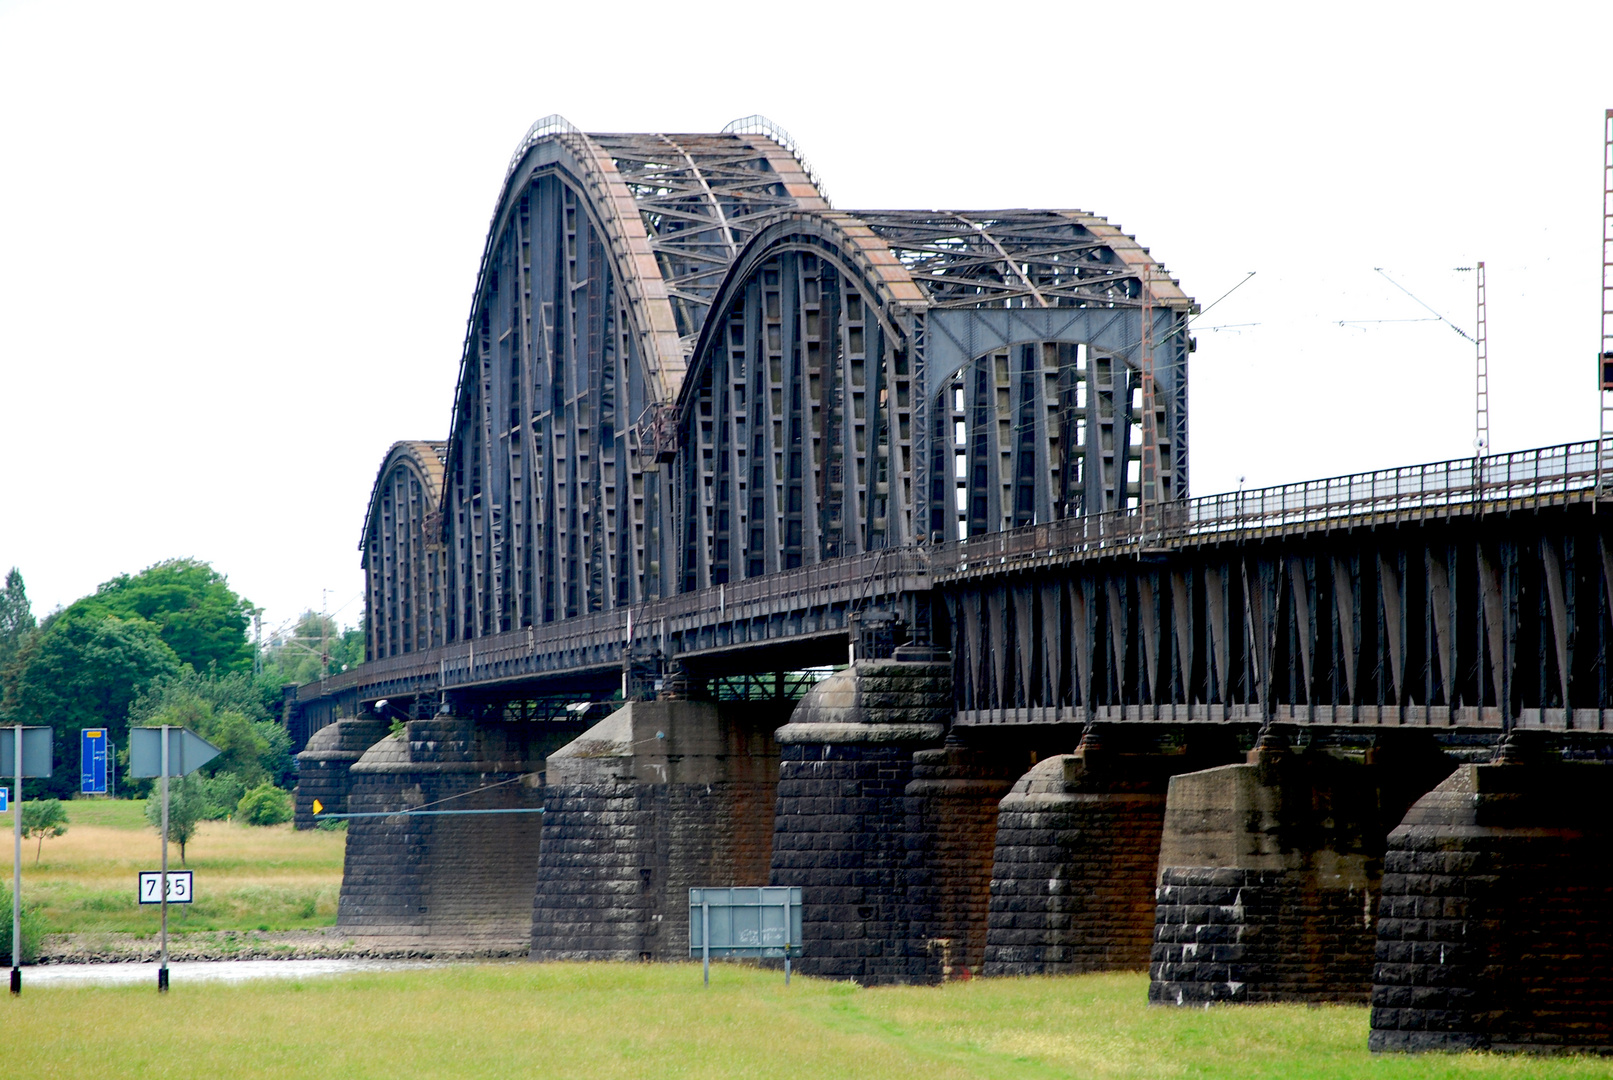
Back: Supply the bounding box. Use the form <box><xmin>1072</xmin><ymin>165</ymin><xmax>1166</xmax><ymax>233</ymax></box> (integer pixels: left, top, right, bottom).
<box><xmin>982</xmin><ymin>727</ymin><xmax>1243</xmax><ymax>979</ymax></box>
<box><xmin>529</xmin><ymin>698</ymin><xmax>787</xmax><ymax>961</ymax></box>
<box><xmin>336</xmin><ymin>714</ymin><xmax>573</xmax><ymax>954</ymax></box>
<box><xmin>1148</xmin><ymin>729</ymin><xmax>1456</xmax><ymax>1006</ymax></box>
<box><xmin>1370</xmin><ymin>732</ymin><xmax>1613</xmax><ymax>1054</ymax></box>
<box><xmin>293</xmin><ymin>714</ymin><xmax>387</xmax><ymax>829</ymax></box>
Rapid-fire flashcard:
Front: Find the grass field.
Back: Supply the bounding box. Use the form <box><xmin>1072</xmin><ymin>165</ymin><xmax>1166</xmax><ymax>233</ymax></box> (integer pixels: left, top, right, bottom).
<box><xmin>5</xmin><ymin>965</ymin><xmax>1607</xmax><ymax>1080</ymax></box>
<box><xmin>0</xmin><ymin>798</ymin><xmax>344</xmax><ymax>933</ymax></box>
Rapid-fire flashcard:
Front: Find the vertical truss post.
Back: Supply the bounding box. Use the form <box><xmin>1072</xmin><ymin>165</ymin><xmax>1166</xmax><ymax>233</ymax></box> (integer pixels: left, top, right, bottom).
<box><xmin>1138</xmin><ymin>268</ymin><xmax>1160</xmax><ymax>540</ymax></box>
<box><xmin>1599</xmin><ymin>109</ymin><xmax>1613</xmax><ymax>493</ymax></box>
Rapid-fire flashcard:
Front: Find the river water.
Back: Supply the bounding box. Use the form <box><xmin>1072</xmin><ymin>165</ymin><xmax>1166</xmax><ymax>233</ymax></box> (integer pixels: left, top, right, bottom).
<box><xmin>20</xmin><ymin>958</ymin><xmax>442</xmax><ymax>987</ymax></box>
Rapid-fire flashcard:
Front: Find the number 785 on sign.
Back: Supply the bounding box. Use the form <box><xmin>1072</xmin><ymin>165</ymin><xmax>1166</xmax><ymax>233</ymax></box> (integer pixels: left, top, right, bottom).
<box><xmin>137</xmin><ymin>871</ymin><xmax>193</xmax><ymax>904</ymax></box>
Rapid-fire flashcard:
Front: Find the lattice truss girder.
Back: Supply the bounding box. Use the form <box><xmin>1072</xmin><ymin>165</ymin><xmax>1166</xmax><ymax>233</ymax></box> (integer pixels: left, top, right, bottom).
<box><xmin>422</xmin><ymin>128</ymin><xmax>825</xmax><ymax>644</ymax></box>
<box><xmin>946</xmin><ymin>529</ymin><xmax>1605</xmax><ymax>729</ymax></box>
<box><xmin>673</xmin><ymin>210</ymin><xmax>1195</xmax><ymax>586</ymax></box>
<box><xmin>361</xmin><ymin>442</ymin><xmax>447</xmax><ymax>662</ymax></box>
<box><xmin>361</xmin><ymin>121</ymin><xmax>1200</xmax><ymax>661</ymax></box>
<box><xmin>676</xmin><ymin>246</ymin><xmax>913</xmax><ymax>588</ymax></box>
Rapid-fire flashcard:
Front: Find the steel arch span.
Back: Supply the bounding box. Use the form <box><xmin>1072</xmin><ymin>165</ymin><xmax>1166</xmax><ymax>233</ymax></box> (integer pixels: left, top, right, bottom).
<box><xmin>356</xmin><ymin>115</ymin><xmax>1195</xmax><ymax>684</ymax></box>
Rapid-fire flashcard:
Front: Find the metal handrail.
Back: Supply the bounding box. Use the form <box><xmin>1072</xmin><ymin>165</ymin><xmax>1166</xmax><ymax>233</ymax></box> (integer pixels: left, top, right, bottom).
<box><xmin>937</xmin><ymin>438</ymin><xmax>1609</xmax><ymax>575</ymax></box>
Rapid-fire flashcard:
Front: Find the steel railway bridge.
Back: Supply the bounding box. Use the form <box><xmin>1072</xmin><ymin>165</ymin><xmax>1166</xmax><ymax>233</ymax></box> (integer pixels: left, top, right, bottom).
<box><xmin>286</xmin><ymin>115</ymin><xmax>1613</xmax><ymax>746</ymax></box>
<box><xmin>292</xmin><ymin>117</ymin><xmax>1613</xmax><ymax>1051</ymax></box>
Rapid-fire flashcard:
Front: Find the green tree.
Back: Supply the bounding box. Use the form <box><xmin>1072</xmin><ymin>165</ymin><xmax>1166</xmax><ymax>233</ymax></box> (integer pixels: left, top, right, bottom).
<box><xmin>12</xmin><ymin>614</ymin><xmax>182</xmax><ymax>797</ymax></box>
<box><xmin>67</xmin><ymin>558</ymin><xmax>253</xmax><ymax>673</ymax></box>
<box><xmin>144</xmin><ymin>774</ymin><xmax>203</xmax><ymax>865</ymax></box>
<box><xmin>20</xmin><ymin>799</ymin><xmax>67</xmax><ymax>864</ymax></box>
<box><xmin>127</xmin><ymin>670</ymin><xmax>293</xmax><ymax>789</ymax></box>
<box><xmin>0</xmin><ymin>567</ymin><xmax>35</xmax><ymax>678</ymax></box>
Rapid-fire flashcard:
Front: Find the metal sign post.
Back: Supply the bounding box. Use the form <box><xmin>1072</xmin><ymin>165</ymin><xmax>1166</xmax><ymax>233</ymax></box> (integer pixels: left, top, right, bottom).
<box><xmin>2</xmin><ymin>725</ymin><xmax>53</xmax><ymax>995</ymax></box>
<box><xmin>159</xmin><ymin>725</ymin><xmax>169</xmax><ymax>992</ymax></box>
<box><xmin>11</xmin><ymin>725</ymin><xmax>18</xmax><ymax>997</ymax></box>
<box><xmin>129</xmin><ymin>725</ymin><xmax>221</xmax><ymax>993</ymax></box>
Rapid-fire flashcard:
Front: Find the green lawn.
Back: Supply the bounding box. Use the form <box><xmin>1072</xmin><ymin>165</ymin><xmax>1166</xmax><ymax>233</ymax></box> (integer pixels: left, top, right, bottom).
<box><xmin>5</xmin><ymin>965</ymin><xmax>1604</xmax><ymax>1080</ymax></box>
<box><xmin>0</xmin><ymin>797</ymin><xmax>344</xmax><ymax>933</ymax></box>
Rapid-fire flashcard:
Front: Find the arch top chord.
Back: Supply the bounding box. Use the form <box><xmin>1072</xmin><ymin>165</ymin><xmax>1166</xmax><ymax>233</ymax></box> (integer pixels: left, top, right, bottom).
<box><xmin>359</xmin><ymin>439</ymin><xmax>447</xmax><ymax>559</ymax></box>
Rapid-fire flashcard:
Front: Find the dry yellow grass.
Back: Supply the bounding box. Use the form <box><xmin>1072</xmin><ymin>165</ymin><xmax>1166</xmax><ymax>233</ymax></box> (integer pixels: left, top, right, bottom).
<box><xmin>5</xmin><ymin>966</ymin><xmax>1606</xmax><ymax>1080</ymax></box>
<box><xmin>0</xmin><ymin>800</ymin><xmax>344</xmax><ymax>932</ymax></box>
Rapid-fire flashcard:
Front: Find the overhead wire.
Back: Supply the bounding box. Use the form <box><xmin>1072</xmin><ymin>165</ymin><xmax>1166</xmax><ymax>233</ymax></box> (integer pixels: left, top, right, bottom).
<box><xmin>1373</xmin><ymin>267</ymin><xmax>1474</xmax><ymax>342</ymax></box>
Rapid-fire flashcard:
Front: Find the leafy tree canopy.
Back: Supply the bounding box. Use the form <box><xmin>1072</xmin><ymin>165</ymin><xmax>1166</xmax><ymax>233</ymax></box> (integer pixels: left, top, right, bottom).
<box><xmin>128</xmin><ymin>670</ymin><xmax>293</xmax><ymax>790</ymax></box>
<box><xmin>144</xmin><ymin>775</ymin><xmax>204</xmax><ymax>865</ymax></box>
<box><xmin>11</xmin><ymin>614</ymin><xmax>182</xmax><ymax>797</ymax></box>
<box><xmin>21</xmin><ymin>799</ymin><xmax>67</xmax><ymax>864</ymax></box>
<box><xmin>68</xmin><ymin>558</ymin><xmax>253</xmax><ymax>673</ymax></box>
<box><xmin>0</xmin><ymin>567</ymin><xmax>35</xmax><ymax>676</ymax></box>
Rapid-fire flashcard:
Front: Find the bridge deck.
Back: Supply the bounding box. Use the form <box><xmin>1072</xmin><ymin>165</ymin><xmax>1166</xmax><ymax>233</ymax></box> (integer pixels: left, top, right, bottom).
<box><xmin>293</xmin><ymin>439</ymin><xmax>1612</xmax><ymax>738</ymax></box>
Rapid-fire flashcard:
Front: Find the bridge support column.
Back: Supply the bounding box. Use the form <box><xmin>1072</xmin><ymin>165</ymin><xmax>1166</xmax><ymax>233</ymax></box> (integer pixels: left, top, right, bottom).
<box><xmin>1370</xmin><ymin>735</ymin><xmax>1613</xmax><ymax>1054</ymax></box>
<box><xmin>903</xmin><ymin>738</ymin><xmax>1029</xmax><ymax>981</ymax></box>
<box><xmin>1150</xmin><ymin>731</ymin><xmax>1451</xmax><ymax>1006</ymax></box>
<box><xmin>982</xmin><ymin>735</ymin><xmax>1181</xmax><ymax>976</ymax></box>
<box><xmin>293</xmin><ymin>715</ymin><xmax>387</xmax><ymax>830</ymax></box>
<box><xmin>336</xmin><ymin>715</ymin><xmax>563</xmax><ymax>954</ymax></box>
<box><xmin>529</xmin><ymin>700</ymin><xmax>783</xmax><ymax>962</ymax></box>
<box><xmin>768</xmin><ymin>647</ymin><xmax>950</xmax><ymax>985</ymax></box>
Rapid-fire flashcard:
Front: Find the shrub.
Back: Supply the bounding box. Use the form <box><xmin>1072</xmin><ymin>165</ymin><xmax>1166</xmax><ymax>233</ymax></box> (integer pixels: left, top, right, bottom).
<box><xmin>196</xmin><ymin>774</ymin><xmax>246</xmax><ymax>820</ymax></box>
<box><xmin>0</xmin><ymin>883</ymin><xmax>45</xmax><ymax>963</ymax></box>
<box><xmin>236</xmin><ymin>784</ymin><xmax>292</xmax><ymax>826</ymax></box>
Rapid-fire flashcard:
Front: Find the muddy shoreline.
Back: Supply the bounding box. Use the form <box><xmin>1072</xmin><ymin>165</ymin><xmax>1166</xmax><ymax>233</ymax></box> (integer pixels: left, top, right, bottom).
<box><xmin>34</xmin><ymin>928</ymin><xmax>525</xmax><ymax>964</ymax></box>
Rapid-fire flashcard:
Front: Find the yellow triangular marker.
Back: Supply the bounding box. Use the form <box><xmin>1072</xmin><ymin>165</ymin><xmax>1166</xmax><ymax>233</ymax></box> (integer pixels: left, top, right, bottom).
<box><xmin>312</xmin><ymin>799</ymin><xmax>324</xmax><ymax>815</ymax></box>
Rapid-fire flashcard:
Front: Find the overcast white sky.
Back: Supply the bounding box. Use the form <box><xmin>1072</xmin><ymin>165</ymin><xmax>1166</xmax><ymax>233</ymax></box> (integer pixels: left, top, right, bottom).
<box><xmin>1</xmin><ymin>0</ymin><xmax>1609</xmax><ymax>634</ymax></box>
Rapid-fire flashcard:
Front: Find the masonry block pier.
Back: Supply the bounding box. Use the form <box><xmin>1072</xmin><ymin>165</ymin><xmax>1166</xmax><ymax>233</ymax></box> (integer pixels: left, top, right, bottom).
<box><xmin>768</xmin><ymin>649</ymin><xmax>951</xmax><ymax>984</ymax></box>
<box><xmin>902</xmin><ymin>738</ymin><xmax>1030</xmax><ymax>980</ymax></box>
<box><xmin>336</xmin><ymin>715</ymin><xmax>566</xmax><ymax>954</ymax></box>
<box><xmin>529</xmin><ymin>699</ymin><xmax>785</xmax><ymax>962</ymax></box>
<box><xmin>293</xmin><ymin>714</ymin><xmax>386</xmax><ymax>829</ymax></box>
<box><xmin>982</xmin><ymin>731</ymin><xmax>1232</xmax><ymax>978</ymax></box>
<box><xmin>1150</xmin><ymin>731</ymin><xmax>1454</xmax><ymax>1006</ymax></box>
<box><xmin>1370</xmin><ymin>735</ymin><xmax>1613</xmax><ymax>1055</ymax></box>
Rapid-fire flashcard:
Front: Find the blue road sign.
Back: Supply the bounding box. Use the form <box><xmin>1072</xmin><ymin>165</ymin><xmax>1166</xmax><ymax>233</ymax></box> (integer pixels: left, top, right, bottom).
<box><xmin>0</xmin><ymin>786</ymin><xmax>7</xmax><ymax>812</ymax></box>
<box><xmin>81</xmin><ymin>728</ymin><xmax>109</xmax><ymax>794</ymax></box>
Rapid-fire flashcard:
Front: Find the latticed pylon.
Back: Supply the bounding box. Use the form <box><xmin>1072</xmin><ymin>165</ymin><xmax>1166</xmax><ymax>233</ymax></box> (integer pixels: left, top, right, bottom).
<box><xmin>1601</xmin><ymin>108</ymin><xmax>1613</xmax><ymax>491</ymax></box>
<box><xmin>1138</xmin><ymin>264</ymin><xmax>1162</xmax><ymax>537</ymax></box>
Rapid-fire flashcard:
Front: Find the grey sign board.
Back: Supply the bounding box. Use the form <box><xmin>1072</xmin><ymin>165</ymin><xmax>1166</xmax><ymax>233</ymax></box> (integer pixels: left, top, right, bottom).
<box><xmin>0</xmin><ymin>727</ymin><xmax>53</xmax><ymax>778</ymax></box>
<box><xmin>689</xmin><ymin>887</ymin><xmax>802</xmax><ymax>958</ymax></box>
<box><xmin>129</xmin><ymin>727</ymin><xmax>221</xmax><ymax>778</ymax></box>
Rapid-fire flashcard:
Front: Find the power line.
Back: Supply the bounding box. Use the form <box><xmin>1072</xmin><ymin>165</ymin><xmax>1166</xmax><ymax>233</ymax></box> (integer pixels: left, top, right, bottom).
<box><xmin>1373</xmin><ymin>267</ymin><xmax>1474</xmax><ymax>342</ymax></box>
